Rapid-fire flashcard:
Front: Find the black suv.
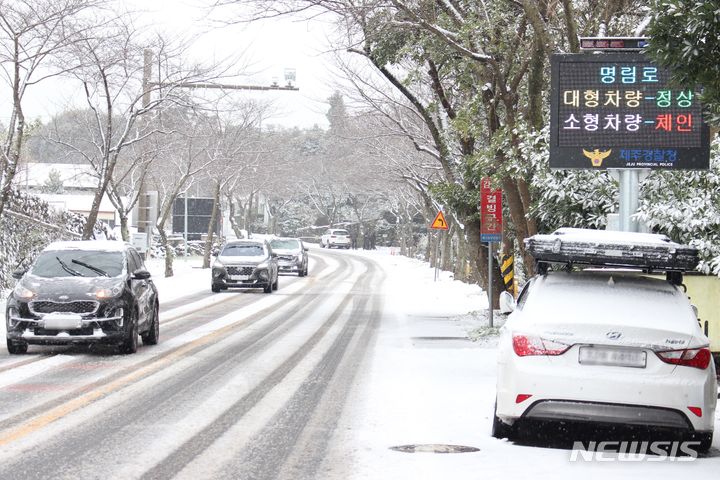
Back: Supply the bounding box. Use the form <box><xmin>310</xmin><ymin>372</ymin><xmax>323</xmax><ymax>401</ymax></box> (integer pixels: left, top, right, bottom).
<box><xmin>211</xmin><ymin>239</ymin><xmax>279</xmax><ymax>293</ymax></box>
<box><xmin>6</xmin><ymin>241</ymin><xmax>159</xmax><ymax>354</ymax></box>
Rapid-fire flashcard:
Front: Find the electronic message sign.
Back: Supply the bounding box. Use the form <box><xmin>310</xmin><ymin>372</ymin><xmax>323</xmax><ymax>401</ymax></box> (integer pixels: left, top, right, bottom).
<box><xmin>550</xmin><ymin>53</ymin><xmax>710</xmax><ymax>169</ymax></box>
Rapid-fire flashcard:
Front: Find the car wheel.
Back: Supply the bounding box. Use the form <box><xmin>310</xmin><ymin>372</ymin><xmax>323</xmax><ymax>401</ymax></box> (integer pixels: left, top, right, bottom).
<box><xmin>272</xmin><ymin>274</ymin><xmax>279</xmax><ymax>291</ymax></box>
<box><xmin>6</xmin><ymin>338</ymin><xmax>27</xmax><ymax>355</ymax></box>
<box><xmin>263</xmin><ymin>282</ymin><xmax>272</xmax><ymax>294</ymax></box>
<box><xmin>141</xmin><ymin>302</ymin><xmax>160</xmax><ymax>346</ymax></box>
<box><xmin>120</xmin><ymin>310</ymin><xmax>139</xmax><ymax>354</ymax></box>
<box><xmin>211</xmin><ymin>283</ymin><xmax>221</xmax><ymax>293</ymax></box>
<box><xmin>491</xmin><ymin>401</ymin><xmax>514</xmax><ymax>440</ymax></box>
<box><xmin>298</xmin><ymin>268</ymin><xmax>305</xmax><ymax>277</ymax></box>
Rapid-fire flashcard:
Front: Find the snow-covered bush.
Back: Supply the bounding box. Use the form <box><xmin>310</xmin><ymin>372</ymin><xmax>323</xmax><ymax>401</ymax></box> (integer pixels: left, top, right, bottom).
<box><xmin>528</xmin><ymin>126</ymin><xmax>618</xmax><ymax>231</ymax></box>
<box><xmin>529</xmin><ymin>128</ymin><xmax>720</xmax><ymax>275</ymax></box>
<box><xmin>0</xmin><ymin>188</ymin><xmax>111</xmax><ymax>295</ymax></box>
<box><xmin>636</xmin><ymin>138</ymin><xmax>720</xmax><ymax>275</ymax></box>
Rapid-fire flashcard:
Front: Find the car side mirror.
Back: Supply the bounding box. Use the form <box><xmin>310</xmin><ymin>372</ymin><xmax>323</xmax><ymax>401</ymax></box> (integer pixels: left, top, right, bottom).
<box><xmin>271</xmin><ymin>253</ymin><xmax>278</xmax><ymax>258</ymax></box>
<box><xmin>691</xmin><ymin>304</ymin><xmax>699</xmax><ymax>318</ymax></box>
<box><xmin>499</xmin><ymin>291</ymin><xmax>516</xmax><ymax>314</ymax></box>
<box><xmin>12</xmin><ymin>268</ymin><xmax>26</xmax><ymax>280</ymax></box>
<box><xmin>133</xmin><ymin>268</ymin><xmax>151</xmax><ymax>280</ymax></box>
<box><xmin>303</xmin><ymin>246</ymin><xmax>309</xmax><ymax>252</ymax></box>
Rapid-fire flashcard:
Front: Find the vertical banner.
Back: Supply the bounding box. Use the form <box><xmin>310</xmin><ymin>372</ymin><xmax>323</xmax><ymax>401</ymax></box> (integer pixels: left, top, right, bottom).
<box><xmin>480</xmin><ymin>178</ymin><xmax>503</xmax><ymax>242</ymax></box>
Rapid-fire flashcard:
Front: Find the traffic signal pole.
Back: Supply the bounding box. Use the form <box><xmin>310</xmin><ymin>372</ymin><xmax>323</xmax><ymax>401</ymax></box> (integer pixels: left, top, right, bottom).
<box><xmin>137</xmin><ymin>49</ymin><xmax>299</xmax><ymax>255</ymax></box>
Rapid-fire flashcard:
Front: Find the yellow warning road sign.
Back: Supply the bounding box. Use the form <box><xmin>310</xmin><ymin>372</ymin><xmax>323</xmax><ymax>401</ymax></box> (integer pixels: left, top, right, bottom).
<box><xmin>430</xmin><ymin>211</ymin><xmax>449</xmax><ymax>230</ymax></box>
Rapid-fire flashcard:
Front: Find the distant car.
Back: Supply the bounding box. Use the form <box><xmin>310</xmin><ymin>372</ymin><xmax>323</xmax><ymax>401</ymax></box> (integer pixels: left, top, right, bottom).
<box><xmin>321</xmin><ymin>228</ymin><xmax>351</xmax><ymax>249</ymax></box>
<box><xmin>5</xmin><ymin>241</ymin><xmax>159</xmax><ymax>355</ymax></box>
<box><xmin>493</xmin><ymin>229</ymin><xmax>716</xmax><ymax>453</ymax></box>
<box><xmin>211</xmin><ymin>239</ymin><xmax>279</xmax><ymax>293</ymax></box>
<box><xmin>269</xmin><ymin>238</ymin><xmax>308</xmax><ymax>277</ymax></box>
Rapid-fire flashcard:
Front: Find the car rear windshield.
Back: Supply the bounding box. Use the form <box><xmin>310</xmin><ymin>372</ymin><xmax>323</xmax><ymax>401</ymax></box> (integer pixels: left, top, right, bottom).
<box><xmin>332</xmin><ymin>230</ymin><xmax>349</xmax><ymax>236</ymax></box>
<box><xmin>31</xmin><ymin>250</ymin><xmax>124</xmax><ymax>278</ymax></box>
<box><xmin>270</xmin><ymin>239</ymin><xmax>300</xmax><ymax>249</ymax></box>
<box><xmin>222</xmin><ymin>244</ymin><xmax>265</xmax><ymax>256</ymax></box>
<box><xmin>524</xmin><ymin>273</ymin><xmax>690</xmax><ymax>328</ymax></box>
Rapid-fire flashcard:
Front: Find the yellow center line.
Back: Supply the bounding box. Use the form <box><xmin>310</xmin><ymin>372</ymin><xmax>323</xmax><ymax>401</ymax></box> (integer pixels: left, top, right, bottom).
<box><xmin>0</xmin><ymin>258</ymin><xmax>329</xmax><ymax>447</ymax></box>
<box><xmin>0</xmin><ymin>316</ymin><xmax>249</xmax><ymax>447</ymax></box>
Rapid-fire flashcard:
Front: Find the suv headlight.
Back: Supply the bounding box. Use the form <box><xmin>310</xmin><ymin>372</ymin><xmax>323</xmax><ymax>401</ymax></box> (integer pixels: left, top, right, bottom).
<box><xmin>256</xmin><ymin>260</ymin><xmax>269</xmax><ymax>269</ymax></box>
<box><xmin>95</xmin><ymin>285</ymin><xmax>122</xmax><ymax>299</ymax></box>
<box><xmin>213</xmin><ymin>259</ymin><xmax>224</xmax><ymax>269</ymax></box>
<box><xmin>13</xmin><ymin>284</ymin><xmax>35</xmax><ymax>300</ymax></box>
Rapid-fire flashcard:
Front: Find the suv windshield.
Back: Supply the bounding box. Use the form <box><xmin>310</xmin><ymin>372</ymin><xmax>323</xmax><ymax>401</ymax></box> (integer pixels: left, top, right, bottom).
<box><xmin>31</xmin><ymin>250</ymin><xmax>124</xmax><ymax>278</ymax></box>
<box><xmin>222</xmin><ymin>244</ymin><xmax>265</xmax><ymax>257</ymax></box>
<box><xmin>270</xmin><ymin>239</ymin><xmax>300</xmax><ymax>250</ymax></box>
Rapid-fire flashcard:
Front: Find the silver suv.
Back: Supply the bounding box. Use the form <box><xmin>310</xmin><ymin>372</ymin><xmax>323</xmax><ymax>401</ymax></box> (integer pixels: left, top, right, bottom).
<box><xmin>211</xmin><ymin>240</ymin><xmax>279</xmax><ymax>293</ymax></box>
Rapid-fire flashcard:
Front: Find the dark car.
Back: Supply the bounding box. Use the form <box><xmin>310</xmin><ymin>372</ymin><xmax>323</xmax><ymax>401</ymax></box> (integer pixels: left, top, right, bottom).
<box><xmin>269</xmin><ymin>238</ymin><xmax>308</xmax><ymax>277</ymax></box>
<box><xmin>211</xmin><ymin>239</ymin><xmax>279</xmax><ymax>293</ymax></box>
<box><xmin>5</xmin><ymin>241</ymin><xmax>159</xmax><ymax>355</ymax></box>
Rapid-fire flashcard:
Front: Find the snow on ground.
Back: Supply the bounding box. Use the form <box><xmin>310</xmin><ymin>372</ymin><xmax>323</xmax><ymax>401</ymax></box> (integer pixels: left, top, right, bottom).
<box><xmin>1</xmin><ymin>245</ymin><xmax>718</xmax><ymax>478</ymax></box>
<box><xmin>322</xmin><ymin>247</ymin><xmax>720</xmax><ymax>480</ymax></box>
<box><xmin>145</xmin><ymin>255</ymin><xmax>208</xmax><ymax>304</ymax></box>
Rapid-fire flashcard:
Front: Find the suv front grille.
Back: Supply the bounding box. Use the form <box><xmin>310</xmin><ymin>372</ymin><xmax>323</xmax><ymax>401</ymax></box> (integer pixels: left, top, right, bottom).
<box><xmin>227</xmin><ymin>266</ymin><xmax>254</xmax><ymax>276</ymax></box>
<box><xmin>30</xmin><ymin>301</ymin><xmax>99</xmax><ymax>316</ymax></box>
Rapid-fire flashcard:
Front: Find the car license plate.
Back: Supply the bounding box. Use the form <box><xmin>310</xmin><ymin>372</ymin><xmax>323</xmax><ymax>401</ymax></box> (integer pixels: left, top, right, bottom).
<box><xmin>43</xmin><ymin>314</ymin><xmax>82</xmax><ymax>330</ymax></box>
<box><xmin>578</xmin><ymin>346</ymin><xmax>647</xmax><ymax>368</ymax></box>
<box><xmin>230</xmin><ymin>275</ymin><xmax>249</xmax><ymax>281</ymax></box>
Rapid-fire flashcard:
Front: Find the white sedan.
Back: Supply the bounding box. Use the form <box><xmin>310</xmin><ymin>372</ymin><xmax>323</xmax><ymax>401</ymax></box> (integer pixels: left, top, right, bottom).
<box><xmin>494</xmin><ymin>271</ymin><xmax>717</xmax><ymax>452</ymax></box>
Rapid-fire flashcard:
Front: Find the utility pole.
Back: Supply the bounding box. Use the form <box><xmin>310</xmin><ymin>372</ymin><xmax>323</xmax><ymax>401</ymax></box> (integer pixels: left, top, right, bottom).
<box><xmin>135</xmin><ymin>49</ymin><xmax>154</xmax><ymax>257</ymax></box>
<box><xmin>137</xmin><ymin>49</ymin><xmax>299</xmax><ymax>256</ymax></box>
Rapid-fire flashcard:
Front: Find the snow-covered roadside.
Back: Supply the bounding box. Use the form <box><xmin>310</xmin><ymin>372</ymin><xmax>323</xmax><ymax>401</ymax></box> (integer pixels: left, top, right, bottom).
<box><xmin>144</xmin><ymin>256</ymin><xmax>208</xmax><ymax>305</ymax></box>
<box><xmin>323</xmin><ymin>248</ymin><xmax>720</xmax><ymax>480</ymax></box>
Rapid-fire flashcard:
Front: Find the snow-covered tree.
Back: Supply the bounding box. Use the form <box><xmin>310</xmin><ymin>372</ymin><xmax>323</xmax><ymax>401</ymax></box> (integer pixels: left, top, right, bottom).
<box><xmin>636</xmin><ymin>138</ymin><xmax>720</xmax><ymax>275</ymax></box>
<box><xmin>646</xmin><ymin>0</ymin><xmax>720</xmax><ymax>125</ymax></box>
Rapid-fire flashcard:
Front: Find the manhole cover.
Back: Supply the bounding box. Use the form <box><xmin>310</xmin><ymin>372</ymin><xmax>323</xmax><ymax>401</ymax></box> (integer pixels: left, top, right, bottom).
<box><xmin>389</xmin><ymin>444</ymin><xmax>480</xmax><ymax>454</ymax></box>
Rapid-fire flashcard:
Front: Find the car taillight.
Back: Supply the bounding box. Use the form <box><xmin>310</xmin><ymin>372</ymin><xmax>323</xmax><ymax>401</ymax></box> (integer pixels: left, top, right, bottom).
<box><xmin>512</xmin><ymin>335</ymin><xmax>570</xmax><ymax>356</ymax></box>
<box><xmin>655</xmin><ymin>348</ymin><xmax>711</xmax><ymax>369</ymax></box>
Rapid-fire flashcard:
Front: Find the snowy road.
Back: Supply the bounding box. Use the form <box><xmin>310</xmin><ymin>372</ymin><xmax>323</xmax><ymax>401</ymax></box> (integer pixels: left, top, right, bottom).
<box><xmin>0</xmin><ymin>247</ymin><xmax>717</xmax><ymax>479</ymax></box>
<box><xmin>0</xmin><ymin>250</ymin><xmax>384</xmax><ymax>479</ymax></box>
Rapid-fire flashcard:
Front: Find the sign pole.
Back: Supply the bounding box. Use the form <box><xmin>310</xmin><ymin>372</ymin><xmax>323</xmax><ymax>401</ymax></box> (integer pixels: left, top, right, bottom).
<box><xmin>434</xmin><ymin>231</ymin><xmax>440</xmax><ymax>282</ymax></box>
<box><xmin>480</xmin><ymin>177</ymin><xmax>502</xmax><ymax>328</ymax></box>
<box><xmin>618</xmin><ymin>169</ymin><xmax>646</xmax><ymax>232</ymax></box>
<box><xmin>488</xmin><ymin>242</ymin><xmax>493</xmax><ymax>328</ymax></box>
<box><xmin>429</xmin><ymin>210</ymin><xmax>449</xmax><ymax>281</ymax></box>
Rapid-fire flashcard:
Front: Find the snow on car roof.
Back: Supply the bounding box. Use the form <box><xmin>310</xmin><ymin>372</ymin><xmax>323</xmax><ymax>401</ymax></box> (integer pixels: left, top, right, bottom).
<box><xmin>43</xmin><ymin>240</ymin><xmax>128</xmax><ymax>252</ymax></box>
<box><xmin>549</xmin><ymin>227</ymin><xmax>674</xmax><ymax>246</ymax></box>
<box><xmin>225</xmin><ymin>239</ymin><xmax>266</xmax><ymax>245</ymax></box>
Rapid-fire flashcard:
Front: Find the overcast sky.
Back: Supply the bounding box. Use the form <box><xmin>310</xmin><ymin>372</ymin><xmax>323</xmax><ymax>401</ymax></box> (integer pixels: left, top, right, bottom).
<box><xmin>4</xmin><ymin>0</ymin><xmax>343</xmax><ymax>130</ymax></box>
